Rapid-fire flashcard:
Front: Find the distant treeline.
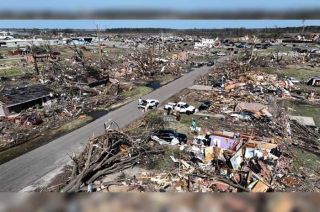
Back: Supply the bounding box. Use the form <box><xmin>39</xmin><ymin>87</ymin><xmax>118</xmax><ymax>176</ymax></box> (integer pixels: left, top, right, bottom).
<box><xmin>3</xmin><ymin>26</ymin><xmax>320</xmax><ymax>38</ymax></box>
<box><xmin>102</xmin><ymin>26</ymin><xmax>320</xmax><ymax>38</ymax></box>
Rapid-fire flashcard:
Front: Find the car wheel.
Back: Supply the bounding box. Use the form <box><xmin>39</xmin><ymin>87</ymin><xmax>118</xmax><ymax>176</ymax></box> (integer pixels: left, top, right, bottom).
<box><xmin>186</xmin><ymin>111</ymin><xmax>190</xmax><ymax>115</ymax></box>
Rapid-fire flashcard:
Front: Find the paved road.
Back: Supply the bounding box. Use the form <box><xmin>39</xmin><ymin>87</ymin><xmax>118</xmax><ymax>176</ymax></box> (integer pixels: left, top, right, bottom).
<box><xmin>0</xmin><ymin>65</ymin><xmax>214</xmax><ymax>191</ymax></box>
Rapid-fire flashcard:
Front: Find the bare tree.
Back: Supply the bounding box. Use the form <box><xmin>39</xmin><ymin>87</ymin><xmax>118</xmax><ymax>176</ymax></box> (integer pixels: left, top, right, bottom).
<box><xmin>129</xmin><ymin>48</ymin><xmax>158</xmax><ymax>77</ymax></box>
<box><xmin>26</xmin><ymin>45</ymin><xmax>41</xmax><ymax>75</ymax></box>
<box><xmin>69</xmin><ymin>44</ymin><xmax>86</xmax><ymax>69</ymax></box>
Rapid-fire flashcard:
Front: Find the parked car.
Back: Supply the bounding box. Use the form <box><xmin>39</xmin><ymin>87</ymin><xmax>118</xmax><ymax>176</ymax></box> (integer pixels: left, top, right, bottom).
<box><xmin>164</xmin><ymin>102</ymin><xmax>195</xmax><ymax>114</ymax></box>
<box><xmin>138</xmin><ymin>98</ymin><xmax>159</xmax><ymax>110</ymax></box>
<box><xmin>151</xmin><ymin>129</ymin><xmax>187</xmax><ymax>144</ymax></box>
<box><xmin>207</xmin><ymin>61</ymin><xmax>214</xmax><ymax>66</ymax></box>
<box><xmin>198</xmin><ymin>100</ymin><xmax>211</xmax><ymax>111</ymax></box>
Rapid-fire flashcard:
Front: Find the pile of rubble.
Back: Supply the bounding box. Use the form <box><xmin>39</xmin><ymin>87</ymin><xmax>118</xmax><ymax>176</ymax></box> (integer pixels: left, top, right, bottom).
<box><xmin>41</xmin><ymin>69</ymin><xmax>320</xmax><ymax>193</ymax></box>
<box><xmin>55</xmin><ymin>124</ymin><xmax>292</xmax><ymax>192</ymax></box>
<box><xmin>113</xmin><ymin>49</ymin><xmax>185</xmax><ymax>81</ymax></box>
<box><xmin>195</xmin><ymin>71</ymin><xmax>319</xmax><ymax>117</ymax></box>
<box><xmin>54</xmin><ymin>108</ymin><xmax>319</xmax><ymax>192</ymax></box>
<box><xmin>0</xmin><ymin>46</ymin><xmax>125</xmax><ymax>150</ymax></box>
<box><xmin>0</xmin><ymin>85</ymin><xmax>121</xmax><ymax>150</ymax></box>
<box><xmin>0</xmin><ymin>43</ymin><xmax>187</xmax><ymax>151</ymax></box>
<box><xmin>133</xmin><ymin>131</ymin><xmax>282</xmax><ymax>192</ymax></box>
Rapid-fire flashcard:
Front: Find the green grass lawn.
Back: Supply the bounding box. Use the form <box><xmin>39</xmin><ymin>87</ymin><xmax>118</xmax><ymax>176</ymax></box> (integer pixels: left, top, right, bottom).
<box><xmin>258</xmin><ymin>46</ymin><xmax>291</xmax><ymax>54</ymax></box>
<box><xmin>55</xmin><ymin>115</ymin><xmax>94</xmax><ymax>133</ymax></box>
<box><xmin>146</xmin><ymin>145</ymin><xmax>181</xmax><ymax>171</ymax></box>
<box><xmin>159</xmin><ymin>74</ymin><xmax>176</xmax><ymax>86</ymax></box>
<box><xmin>0</xmin><ymin>67</ymin><xmax>24</xmax><ymax>77</ymax></box>
<box><xmin>0</xmin><ymin>115</ymin><xmax>94</xmax><ymax>165</ymax></box>
<box><xmin>190</xmin><ymin>55</ymin><xmax>219</xmax><ymax>62</ymax></box>
<box><xmin>262</xmin><ymin>65</ymin><xmax>320</xmax><ymax>82</ymax></box>
<box><xmin>285</xmin><ymin>101</ymin><xmax>320</xmax><ymax>126</ymax></box>
<box><xmin>122</xmin><ymin>86</ymin><xmax>153</xmax><ymax>99</ymax></box>
<box><xmin>292</xmin><ymin>147</ymin><xmax>320</xmax><ymax>177</ymax></box>
<box><xmin>167</xmin><ymin>113</ymin><xmax>221</xmax><ymax>135</ymax></box>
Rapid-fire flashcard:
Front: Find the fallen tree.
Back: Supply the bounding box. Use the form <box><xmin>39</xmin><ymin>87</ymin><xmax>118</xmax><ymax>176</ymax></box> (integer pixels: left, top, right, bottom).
<box><xmin>62</xmin><ymin>129</ymin><xmax>163</xmax><ymax>192</ymax></box>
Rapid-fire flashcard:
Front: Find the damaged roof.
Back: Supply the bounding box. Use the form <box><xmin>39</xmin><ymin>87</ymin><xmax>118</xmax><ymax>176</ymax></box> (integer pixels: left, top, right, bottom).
<box><xmin>0</xmin><ymin>84</ymin><xmax>52</xmax><ymax>107</ymax></box>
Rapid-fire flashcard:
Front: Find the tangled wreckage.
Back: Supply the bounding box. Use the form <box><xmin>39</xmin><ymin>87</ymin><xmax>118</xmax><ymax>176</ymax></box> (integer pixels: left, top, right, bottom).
<box><xmin>50</xmin><ymin>113</ymin><xmax>319</xmax><ymax>193</ymax></box>
<box><xmin>41</xmin><ymin>47</ymin><xmax>320</xmax><ymax>193</ymax></box>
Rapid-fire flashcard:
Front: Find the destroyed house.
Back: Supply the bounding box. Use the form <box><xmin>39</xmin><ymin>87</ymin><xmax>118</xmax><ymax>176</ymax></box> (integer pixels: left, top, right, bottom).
<box><xmin>86</xmin><ymin>76</ymin><xmax>108</xmax><ymax>88</ymax></box>
<box><xmin>0</xmin><ymin>84</ymin><xmax>53</xmax><ymax>116</ymax></box>
<box><xmin>8</xmin><ymin>48</ymin><xmax>29</xmax><ymax>56</ymax></box>
<box><xmin>25</xmin><ymin>52</ymin><xmax>60</xmax><ymax>63</ymax></box>
<box><xmin>76</xmin><ymin>75</ymin><xmax>109</xmax><ymax>88</ymax></box>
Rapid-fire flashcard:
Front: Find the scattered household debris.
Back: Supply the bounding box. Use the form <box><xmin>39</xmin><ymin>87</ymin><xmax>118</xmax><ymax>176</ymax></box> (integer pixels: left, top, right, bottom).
<box><xmin>2</xmin><ymin>29</ymin><xmax>320</xmax><ymax>193</ymax></box>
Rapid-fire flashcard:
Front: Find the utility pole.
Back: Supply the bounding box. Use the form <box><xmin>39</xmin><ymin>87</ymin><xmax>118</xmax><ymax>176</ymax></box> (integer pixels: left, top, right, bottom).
<box><xmin>301</xmin><ymin>19</ymin><xmax>305</xmax><ymax>36</ymax></box>
<box><xmin>96</xmin><ymin>24</ymin><xmax>103</xmax><ymax>68</ymax></box>
<box><xmin>161</xmin><ymin>31</ymin><xmax>164</xmax><ymax>55</ymax></box>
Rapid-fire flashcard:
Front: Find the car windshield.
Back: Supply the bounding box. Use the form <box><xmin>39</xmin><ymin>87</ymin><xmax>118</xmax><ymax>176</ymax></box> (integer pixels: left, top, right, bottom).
<box><xmin>184</xmin><ymin>104</ymin><xmax>189</xmax><ymax>107</ymax></box>
<box><xmin>157</xmin><ymin>130</ymin><xmax>174</xmax><ymax>134</ymax></box>
<box><xmin>140</xmin><ymin>100</ymin><xmax>147</xmax><ymax>105</ymax></box>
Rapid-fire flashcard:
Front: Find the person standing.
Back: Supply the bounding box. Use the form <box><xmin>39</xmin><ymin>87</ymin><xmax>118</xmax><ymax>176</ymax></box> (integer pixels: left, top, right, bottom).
<box><xmin>176</xmin><ymin>111</ymin><xmax>181</xmax><ymax>121</ymax></box>
<box><xmin>191</xmin><ymin>118</ymin><xmax>197</xmax><ymax>132</ymax></box>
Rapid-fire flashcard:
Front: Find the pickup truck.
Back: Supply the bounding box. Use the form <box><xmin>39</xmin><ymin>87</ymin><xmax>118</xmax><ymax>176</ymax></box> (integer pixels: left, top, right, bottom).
<box><xmin>138</xmin><ymin>99</ymin><xmax>159</xmax><ymax>110</ymax></box>
<box><xmin>164</xmin><ymin>102</ymin><xmax>195</xmax><ymax>115</ymax></box>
